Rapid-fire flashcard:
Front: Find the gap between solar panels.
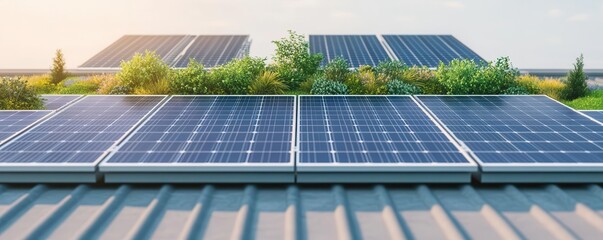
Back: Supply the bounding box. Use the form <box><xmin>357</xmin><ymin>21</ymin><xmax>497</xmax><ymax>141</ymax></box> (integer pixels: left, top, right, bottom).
<box><xmin>415</xmin><ymin>95</ymin><xmax>603</xmax><ymax>183</ymax></box>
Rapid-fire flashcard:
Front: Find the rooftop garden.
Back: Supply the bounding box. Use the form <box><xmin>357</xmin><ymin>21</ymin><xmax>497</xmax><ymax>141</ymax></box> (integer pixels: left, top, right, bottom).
<box><xmin>1</xmin><ymin>31</ymin><xmax>600</xmax><ymax>110</ymax></box>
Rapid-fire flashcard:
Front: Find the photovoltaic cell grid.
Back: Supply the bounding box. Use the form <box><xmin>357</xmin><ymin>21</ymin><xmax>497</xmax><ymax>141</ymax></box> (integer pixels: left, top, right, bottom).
<box><xmin>582</xmin><ymin>111</ymin><xmax>603</xmax><ymax>122</ymax></box>
<box><xmin>42</xmin><ymin>95</ymin><xmax>81</xmax><ymax>110</ymax></box>
<box><xmin>309</xmin><ymin>35</ymin><xmax>391</xmax><ymax>67</ymax></box>
<box><xmin>173</xmin><ymin>35</ymin><xmax>249</xmax><ymax>68</ymax></box>
<box><xmin>0</xmin><ymin>111</ymin><xmax>50</xmax><ymax>145</ymax></box>
<box><xmin>0</xmin><ymin>96</ymin><xmax>165</xmax><ymax>165</ymax></box>
<box><xmin>382</xmin><ymin>35</ymin><xmax>485</xmax><ymax>67</ymax></box>
<box><xmin>418</xmin><ymin>96</ymin><xmax>603</xmax><ymax>165</ymax></box>
<box><xmin>298</xmin><ymin>96</ymin><xmax>471</xmax><ymax>165</ymax></box>
<box><xmin>104</xmin><ymin>96</ymin><xmax>294</xmax><ymax>165</ymax></box>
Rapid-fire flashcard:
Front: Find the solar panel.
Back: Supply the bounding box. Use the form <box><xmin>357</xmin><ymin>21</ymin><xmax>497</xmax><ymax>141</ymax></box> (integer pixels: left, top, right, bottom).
<box><xmin>382</xmin><ymin>35</ymin><xmax>485</xmax><ymax>67</ymax></box>
<box><xmin>0</xmin><ymin>95</ymin><xmax>165</xmax><ymax>177</ymax></box>
<box><xmin>417</xmin><ymin>95</ymin><xmax>603</xmax><ymax>182</ymax></box>
<box><xmin>296</xmin><ymin>96</ymin><xmax>476</xmax><ymax>183</ymax></box>
<box><xmin>42</xmin><ymin>95</ymin><xmax>81</xmax><ymax>110</ymax></box>
<box><xmin>172</xmin><ymin>35</ymin><xmax>249</xmax><ymax>68</ymax></box>
<box><xmin>582</xmin><ymin>111</ymin><xmax>603</xmax><ymax>122</ymax></box>
<box><xmin>100</xmin><ymin>96</ymin><xmax>295</xmax><ymax>183</ymax></box>
<box><xmin>0</xmin><ymin>111</ymin><xmax>51</xmax><ymax>146</ymax></box>
<box><xmin>309</xmin><ymin>35</ymin><xmax>392</xmax><ymax>67</ymax></box>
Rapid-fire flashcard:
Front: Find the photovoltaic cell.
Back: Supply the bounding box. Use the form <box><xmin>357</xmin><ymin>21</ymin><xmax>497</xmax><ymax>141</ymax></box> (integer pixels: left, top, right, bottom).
<box><xmin>42</xmin><ymin>95</ymin><xmax>81</xmax><ymax>110</ymax></box>
<box><xmin>382</xmin><ymin>35</ymin><xmax>485</xmax><ymax>67</ymax></box>
<box><xmin>582</xmin><ymin>111</ymin><xmax>603</xmax><ymax>123</ymax></box>
<box><xmin>309</xmin><ymin>35</ymin><xmax>391</xmax><ymax>67</ymax></box>
<box><xmin>297</xmin><ymin>96</ymin><xmax>473</xmax><ymax>168</ymax></box>
<box><xmin>417</xmin><ymin>96</ymin><xmax>603</xmax><ymax>167</ymax></box>
<box><xmin>172</xmin><ymin>35</ymin><xmax>249</xmax><ymax>68</ymax></box>
<box><xmin>0</xmin><ymin>111</ymin><xmax>50</xmax><ymax>145</ymax></box>
<box><xmin>102</xmin><ymin>96</ymin><xmax>295</xmax><ymax>169</ymax></box>
<box><xmin>0</xmin><ymin>95</ymin><xmax>165</xmax><ymax>166</ymax></box>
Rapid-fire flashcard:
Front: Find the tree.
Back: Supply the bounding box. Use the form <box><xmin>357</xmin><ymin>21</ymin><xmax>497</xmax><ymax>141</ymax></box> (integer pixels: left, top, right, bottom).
<box><xmin>50</xmin><ymin>49</ymin><xmax>68</xmax><ymax>84</ymax></box>
<box><xmin>272</xmin><ymin>30</ymin><xmax>323</xmax><ymax>88</ymax></box>
<box><xmin>561</xmin><ymin>54</ymin><xmax>588</xmax><ymax>100</ymax></box>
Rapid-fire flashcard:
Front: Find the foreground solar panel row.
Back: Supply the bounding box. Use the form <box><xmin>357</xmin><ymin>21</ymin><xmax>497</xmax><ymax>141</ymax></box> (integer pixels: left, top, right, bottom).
<box><xmin>0</xmin><ymin>95</ymin><xmax>601</xmax><ymax>183</ymax></box>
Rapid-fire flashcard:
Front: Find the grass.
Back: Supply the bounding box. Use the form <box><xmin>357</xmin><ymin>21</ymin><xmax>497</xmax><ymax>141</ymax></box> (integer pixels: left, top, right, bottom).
<box><xmin>284</xmin><ymin>90</ymin><xmax>309</xmax><ymax>95</ymax></box>
<box><xmin>562</xmin><ymin>89</ymin><xmax>603</xmax><ymax>110</ymax></box>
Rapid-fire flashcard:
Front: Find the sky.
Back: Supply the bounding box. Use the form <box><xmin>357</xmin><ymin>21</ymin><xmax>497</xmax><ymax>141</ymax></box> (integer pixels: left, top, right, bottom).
<box><xmin>0</xmin><ymin>0</ymin><xmax>602</xmax><ymax>69</ymax></box>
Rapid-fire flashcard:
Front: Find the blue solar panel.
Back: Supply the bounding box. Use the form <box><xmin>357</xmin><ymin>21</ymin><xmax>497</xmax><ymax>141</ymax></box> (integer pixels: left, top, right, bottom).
<box><xmin>173</xmin><ymin>35</ymin><xmax>249</xmax><ymax>68</ymax></box>
<box><xmin>102</xmin><ymin>96</ymin><xmax>295</xmax><ymax>170</ymax></box>
<box><xmin>0</xmin><ymin>111</ymin><xmax>51</xmax><ymax>145</ymax></box>
<box><xmin>582</xmin><ymin>111</ymin><xmax>603</xmax><ymax>123</ymax></box>
<box><xmin>382</xmin><ymin>35</ymin><xmax>485</xmax><ymax>67</ymax></box>
<box><xmin>0</xmin><ymin>96</ymin><xmax>165</xmax><ymax>167</ymax></box>
<box><xmin>297</xmin><ymin>96</ymin><xmax>474</xmax><ymax>170</ymax></box>
<box><xmin>42</xmin><ymin>95</ymin><xmax>81</xmax><ymax>110</ymax></box>
<box><xmin>309</xmin><ymin>35</ymin><xmax>391</xmax><ymax>67</ymax></box>
<box><xmin>417</xmin><ymin>96</ymin><xmax>603</xmax><ymax>168</ymax></box>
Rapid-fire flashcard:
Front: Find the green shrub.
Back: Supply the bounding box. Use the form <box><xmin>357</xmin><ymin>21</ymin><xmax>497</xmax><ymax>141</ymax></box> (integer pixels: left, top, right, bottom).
<box><xmin>375</xmin><ymin>60</ymin><xmax>407</xmax><ymax>82</ymax></box>
<box><xmin>503</xmin><ymin>86</ymin><xmax>530</xmax><ymax>95</ymax></box>
<box><xmin>170</xmin><ymin>60</ymin><xmax>222</xmax><ymax>94</ymax></box>
<box><xmin>387</xmin><ymin>80</ymin><xmax>422</xmax><ymax>95</ymax></box>
<box><xmin>50</xmin><ymin>49</ymin><xmax>68</xmax><ymax>84</ymax></box>
<box><xmin>537</xmin><ymin>78</ymin><xmax>565</xmax><ymax>100</ymax></box>
<box><xmin>436</xmin><ymin>57</ymin><xmax>518</xmax><ymax>94</ymax></box>
<box><xmin>24</xmin><ymin>74</ymin><xmax>58</xmax><ymax>94</ymax></box>
<box><xmin>344</xmin><ymin>72</ymin><xmax>365</xmax><ymax>95</ymax></box>
<box><xmin>0</xmin><ymin>78</ymin><xmax>44</xmax><ymax>110</ymax></box>
<box><xmin>561</xmin><ymin>54</ymin><xmax>589</xmax><ymax>100</ymax></box>
<box><xmin>272</xmin><ymin>30</ymin><xmax>323</xmax><ymax>88</ymax></box>
<box><xmin>358</xmin><ymin>68</ymin><xmax>387</xmax><ymax>94</ymax></box>
<box><xmin>133</xmin><ymin>79</ymin><xmax>171</xmax><ymax>95</ymax></box>
<box><xmin>402</xmin><ymin>67</ymin><xmax>446</xmax><ymax>94</ymax></box>
<box><xmin>116</xmin><ymin>50</ymin><xmax>171</xmax><ymax>94</ymax></box>
<box><xmin>299</xmin><ymin>77</ymin><xmax>316</xmax><ymax>93</ymax></box>
<box><xmin>57</xmin><ymin>78</ymin><xmax>100</xmax><ymax>94</ymax></box>
<box><xmin>515</xmin><ymin>75</ymin><xmax>540</xmax><ymax>94</ymax></box>
<box><xmin>248</xmin><ymin>71</ymin><xmax>288</xmax><ymax>94</ymax></box>
<box><xmin>310</xmin><ymin>78</ymin><xmax>348</xmax><ymax>95</ymax></box>
<box><xmin>96</xmin><ymin>75</ymin><xmax>127</xmax><ymax>94</ymax></box>
<box><xmin>210</xmin><ymin>57</ymin><xmax>265</xmax><ymax>94</ymax></box>
<box><xmin>323</xmin><ymin>57</ymin><xmax>350</xmax><ymax>82</ymax></box>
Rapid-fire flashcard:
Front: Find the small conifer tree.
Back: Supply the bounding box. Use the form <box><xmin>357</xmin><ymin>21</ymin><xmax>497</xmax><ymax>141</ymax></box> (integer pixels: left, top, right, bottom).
<box><xmin>561</xmin><ymin>54</ymin><xmax>588</xmax><ymax>100</ymax></box>
<box><xmin>50</xmin><ymin>49</ymin><xmax>68</xmax><ymax>84</ymax></box>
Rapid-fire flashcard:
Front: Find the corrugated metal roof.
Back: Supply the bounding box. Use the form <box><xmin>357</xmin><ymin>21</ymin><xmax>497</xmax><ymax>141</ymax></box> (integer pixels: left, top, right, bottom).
<box><xmin>1</xmin><ymin>184</ymin><xmax>603</xmax><ymax>239</ymax></box>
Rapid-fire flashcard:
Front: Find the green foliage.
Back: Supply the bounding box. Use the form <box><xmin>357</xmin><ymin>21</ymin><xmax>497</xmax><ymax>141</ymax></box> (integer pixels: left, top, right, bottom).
<box><xmin>562</xmin><ymin>90</ymin><xmax>603</xmax><ymax>110</ymax></box>
<box><xmin>323</xmin><ymin>57</ymin><xmax>351</xmax><ymax>82</ymax></box>
<box><xmin>272</xmin><ymin>30</ymin><xmax>323</xmax><ymax>88</ymax></box>
<box><xmin>50</xmin><ymin>49</ymin><xmax>68</xmax><ymax>84</ymax></box>
<box><xmin>402</xmin><ymin>67</ymin><xmax>446</xmax><ymax>94</ymax></box>
<box><xmin>436</xmin><ymin>57</ymin><xmax>518</xmax><ymax>94</ymax></box>
<box><xmin>57</xmin><ymin>78</ymin><xmax>100</xmax><ymax>94</ymax></box>
<box><xmin>24</xmin><ymin>74</ymin><xmax>58</xmax><ymax>94</ymax></box>
<box><xmin>299</xmin><ymin>77</ymin><xmax>316</xmax><ymax>93</ymax></box>
<box><xmin>310</xmin><ymin>78</ymin><xmax>348</xmax><ymax>95</ymax></box>
<box><xmin>514</xmin><ymin>75</ymin><xmax>541</xmax><ymax>94</ymax></box>
<box><xmin>537</xmin><ymin>78</ymin><xmax>566</xmax><ymax>100</ymax></box>
<box><xmin>503</xmin><ymin>86</ymin><xmax>530</xmax><ymax>95</ymax></box>
<box><xmin>358</xmin><ymin>68</ymin><xmax>387</xmax><ymax>94</ymax></box>
<box><xmin>374</xmin><ymin>60</ymin><xmax>407</xmax><ymax>82</ymax></box>
<box><xmin>210</xmin><ymin>57</ymin><xmax>265</xmax><ymax>94</ymax></box>
<box><xmin>561</xmin><ymin>54</ymin><xmax>589</xmax><ymax>100</ymax></box>
<box><xmin>344</xmin><ymin>73</ymin><xmax>364</xmax><ymax>95</ymax></box>
<box><xmin>170</xmin><ymin>60</ymin><xmax>222</xmax><ymax>94</ymax></box>
<box><xmin>116</xmin><ymin>50</ymin><xmax>171</xmax><ymax>94</ymax></box>
<box><xmin>248</xmin><ymin>71</ymin><xmax>289</xmax><ymax>94</ymax></box>
<box><xmin>0</xmin><ymin>77</ymin><xmax>44</xmax><ymax>110</ymax></box>
<box><xmin>133</xmin><ymin>79</ymin><xmax>171</xmax><ymax>95</ymax></box>
<box><xmin>387</xmin><ymin>80</ymin><xmax>422</xmax><ymax>95</ymax></box>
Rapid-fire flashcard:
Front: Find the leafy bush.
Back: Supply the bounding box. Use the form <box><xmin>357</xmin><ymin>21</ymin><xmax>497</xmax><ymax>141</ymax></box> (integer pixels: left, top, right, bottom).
<box><xmin>374</xmin><ymin>60</ymin><xmax>407</xmax><ymax>82</ymax></box>
<box><xmin>50</xmin><ymin>49</ymin><xmax>68</xmax><ymax>84</ymax></box>
<box><xmin>170</xmin><ymin>60</ymin><xmax>222</xmax><ymax>94</ymax></box>
<box><xmin>210</xmin><ymin>57</ymin><xmax>265</xmax><ymax>94</ymax></box>
<box><xmin>514</xmin><ymin>75</ymin><xmax>540</xmax><ymax>94</ymax></box>
<box><xmin>24</xmin><ymin>74</ymin><xmax>58</xmax><ymax>94</ymax></box>
<box><xmin>358</xmin><ymin>68</ymin><xmax>387</xmax><ymax>94</ymax></box>
<box><xmin>436</xmin><ymin>57</ymin><xmax>518</xmax><ymax>94</ymax></box>
<box><xmin>299</xmin><ymin>77</ymin><xmax>316</xmax><ymax>93</ymax></box>
<box><xmin>402</xmin><ymin>67</ymin><xmax>446</xmax><ymax>94</ymax></box>
<box><xmin>387</xmin><ymin>80</ymin><xmax>422</xmax><ymax>95</ymax></box>
<box><xmin>323</xmin><ymin>57</ymin><xmax>350</xmax><ymax>82</ymax></box>
<box><xmin>133</xmin><ymin>79</ymin><xmax>171</xmax><ymax>95</ymax></box>
<box><xmin>57</xmin><ymin>78</ymin><xmax>101</xmax><ymax>94</ymax></box>
<box><xmin>0</xmin><ymin>78</ymin><xmax>44</xmax><ymax>110</ymax></box>
<box><xmin>116</xmin><ymin>50</ymin><xmax>171</xmax><ymax>93</ymax></box>
<box><xmin>248</xmin><ymin>71</ymin><xmax>288</xmax><ymax>94</ymax></box>
<box><xmin>344</xmin><ymin>73</ymin><xmax>364</xmax><ymax>95</ymax></box>
<box><xmin>561</xmin><ymin>54</ymin><xmax>588</xmax><ymax>100</ymax></box>
<box><xmin>96</xmin><ymin>75</ymin><xmax>127</xmax><ymax>94</ymax></box>
<box><xmin>503</xmin><ymin>86</ymin><xmax>530</xmax><ymax>95</ymax></box>
<box><xmin>537</xmin><ymin>78</ymin><xmax>565</xmax><ymax>100</ymax></box>
<box><xmin>310</xmin><ymin>78</ymin><xmax>348</xmax><ymax>95</ymax></box>
<box><xmin>272</xmin><ymin>30</ymin><xmax>323</xmax><ymax>88</ymax></box>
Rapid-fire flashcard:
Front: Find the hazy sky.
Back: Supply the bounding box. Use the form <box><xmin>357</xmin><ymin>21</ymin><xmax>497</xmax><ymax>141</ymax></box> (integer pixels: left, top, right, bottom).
<box><xmin>1</xmin><ymin>0</ymin><xmax>602</xmax><ymax>69</ymax></box>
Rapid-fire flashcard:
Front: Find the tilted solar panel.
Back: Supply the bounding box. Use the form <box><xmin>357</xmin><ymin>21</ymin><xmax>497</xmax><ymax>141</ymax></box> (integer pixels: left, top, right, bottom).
<box><xmin>309</xmin><ymin>35</ymin><xmax>391</xmax><ymax>67</ymax></box>
<box><xmin>417</xmin><ymin>95</ymin><xmax>603</xmax><ymax>182</ymax></box>
<box><xmin>582</xmin><ymin>111</ymin><xmax>603</xmax><ymax>123</ymax></box>
<box><xmin>0</xmin><ymin>111</ymin><xmax>51</xmax><ymax>146</ymax></box>
<box><xmin>100</xmin><ymin>96</ymin><xmax>296</xmax><ymax>183</ymax></box>
<box><xmin>0</xmin><ymin>95</ymin><xmax>165</xmax><ymax>181</ymax></box>
<box><xmin>172</xmin><ymin>35</ymin><xmax>249</xmax><ymax>68</ymax></box>
<box><xmin>41</xmin><ymin>95</ymin><xmax>82</xmax><ymax>110</ymax></box>
<box><xmin>297</xmin><ymin>96</ymin><xmax>476</xmax><ymax>183</ymax></box>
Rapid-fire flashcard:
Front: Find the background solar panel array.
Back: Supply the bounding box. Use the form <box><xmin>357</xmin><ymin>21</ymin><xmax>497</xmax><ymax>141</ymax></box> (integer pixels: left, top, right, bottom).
<box><xmin>309</xmin><ymin>35</ymin><xmax>391</xmax><ymax>67</ymax></box>
<box><xmin>104</xmin><ymin>96</ymin><xmax>294</xmax><ymax>165</ymax></box>
<box><xmin>172</xmin><ymin>35</ymin><xmax>249</xmax><ymax>68</ymax></box>
<box><xmin>42</xmin><ymin>95</ymin><xmax>81</xmax><ymax>110</ymax></box>
<box><xmin>382</xmin><ymin>35</ymin><xmax>485</xmax><ymax>67</ymax></box>
<box><xmin>0</xmin><ymin>96</ymin><xmax>164</xmax><ymax>164</ymax></box>
<box><xmin>582</xmin><ymin>111</ymin><xmax>603</xmax><ymax>122</ymax></box>
<box><xmin>80</xmin><ymin>35</ymin><xmax>249</xmax><ymax>68</ymax></box>
<box><xmin>418</xmin><ymin>96</ymin><xmax>603</xmax><ymax>165</ymax></box>
<box><xmin>298</xmin><ymin>96</ymin><xmax>470</xmax><ymax>165</ymax></box>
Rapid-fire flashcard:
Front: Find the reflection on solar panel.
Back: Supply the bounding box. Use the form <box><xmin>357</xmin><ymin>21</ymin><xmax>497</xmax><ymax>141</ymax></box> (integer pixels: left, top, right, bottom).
<box><xmin>42</xmin><ymin>95</ymin><xmax>81</xmax><ymax>110</ymax></box>
<box><xmin>382</xmin><ymin>35</ymin><xmax>484</xmax><ymax>67</ymax></box>
<box><xmin>173</xmin><ymin>35</ymin><xmax>249</xmax><ymax>68</ymax></box>
<box><xmin>582</xmin><ymin>111</ymin><xmax>603</xmax><ymax>122</ymax></box>
<box><xmin>101</xmin><ymin>96</ymin><xmax>295</xmax><ymax>183</ymax></box>
<box><xmin>297</xmin><ymin>96</ymin><xmax>475</xmax><ymax>183</ymax></box>
<box><xmin>0</xmin><ymin>96</ymin><xmax>165</xmax><ymax>182</ymax></box>
<box><xmin>309</xmin><ymin>35</ymin><xmax>391</xmax><ymax>67</ymax></box>
<box><xmin>417</xmin><ymin>95</ymin><xmax>603</xmax><ymax>182</ymax></box>
<box><xmin>0</xmin><ymin>111</ymin><xmax>50</xmax><ymax>145</ymax></box>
